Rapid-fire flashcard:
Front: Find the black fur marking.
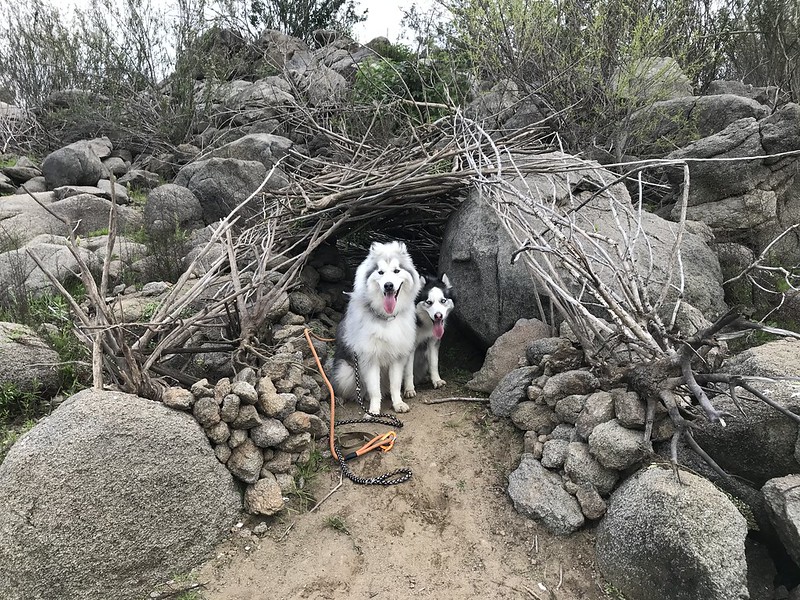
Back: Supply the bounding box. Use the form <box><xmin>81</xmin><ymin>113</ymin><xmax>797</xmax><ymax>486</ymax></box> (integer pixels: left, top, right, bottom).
<box><xmin>416</xmin><ymin>272</ymin><xmax>455</xmax><ymax>303</ymax></box>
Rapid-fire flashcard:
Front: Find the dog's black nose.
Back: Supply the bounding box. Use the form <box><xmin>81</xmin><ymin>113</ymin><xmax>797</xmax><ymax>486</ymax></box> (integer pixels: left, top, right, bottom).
<box><xmin>383</xmin><ymin>282</ymin><xmax>394</xmax><ymax>293</ymax></box>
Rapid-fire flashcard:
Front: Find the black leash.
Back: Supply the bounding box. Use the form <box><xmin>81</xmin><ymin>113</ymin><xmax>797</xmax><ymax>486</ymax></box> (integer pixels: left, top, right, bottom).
<box><xmin>331</xmin><ymin>358</ymin><xmax>412</xmax><ymax>486</ymax></box>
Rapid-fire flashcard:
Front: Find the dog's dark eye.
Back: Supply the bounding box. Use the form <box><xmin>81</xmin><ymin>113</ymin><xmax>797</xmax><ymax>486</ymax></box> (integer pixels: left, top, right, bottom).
<box><xmin>425</xmin><ymin>300</ymin><xmax>433</xmax><ymax>306</ymax></box>
<box><xmin>377</xmin><ymin>270</ymin><xmax>384</xmax><ymax>275</ymax></box>
<box><xmin>393</xmin><ymin>269</ymin><xmax>400</xmax><ymax>274</ymax></box>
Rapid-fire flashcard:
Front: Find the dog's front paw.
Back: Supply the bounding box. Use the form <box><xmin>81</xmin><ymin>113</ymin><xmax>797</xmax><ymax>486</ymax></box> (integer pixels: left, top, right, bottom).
<box><xmin>403</xmin><ymin>388</ymin><xmax>417</xmax><ymax>399</ymax></box>
<box><xmin>432</xmin><ymin>378</ymin><xmax>447</xmax><ymax>389</ymax></box>
<box><xmin>393</xmin><ymin>400</ymin><xmax>411</xmax><ymax>413</ymax></box>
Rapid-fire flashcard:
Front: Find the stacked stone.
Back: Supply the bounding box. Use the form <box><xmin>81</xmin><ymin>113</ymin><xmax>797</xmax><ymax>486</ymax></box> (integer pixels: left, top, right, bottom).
<box><xmin>161</xmin><ymin>327</ymin><xmax>335</xmax><ymax>517</ymax></box>
<box><xmin>501</xmin><ymin>337</ymin><xmax>675</xmax><ymax>535</ymax></box>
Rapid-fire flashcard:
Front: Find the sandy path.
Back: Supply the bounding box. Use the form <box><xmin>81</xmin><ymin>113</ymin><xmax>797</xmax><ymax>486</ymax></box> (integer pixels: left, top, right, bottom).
<box><xmin>197</xmin><ymin>387</ymin><xmax>607</xmax><ymax>600</ymax></box>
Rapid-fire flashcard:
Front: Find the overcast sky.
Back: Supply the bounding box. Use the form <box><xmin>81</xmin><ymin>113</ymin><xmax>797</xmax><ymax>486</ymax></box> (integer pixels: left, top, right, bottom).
<box><xmin>353</xmin><ymin>0</ymin><xmax>433</xmax><ymax>43</ymax></box>
<box><xmin>56</xmin><ymin>0</ymin><xmax>436</xmax><ymax>45</ymax></box>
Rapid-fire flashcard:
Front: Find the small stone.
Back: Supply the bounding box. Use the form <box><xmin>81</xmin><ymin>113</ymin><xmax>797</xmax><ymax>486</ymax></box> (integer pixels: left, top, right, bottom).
<box><xmin>244</xmin><ymin>474</ymin><xmax>285</xmax><ymax>516</ymax></box>
<box><xmin>541</xmin><ymin>370</ymin><xmax>599</xmax><ymax>406</ymax></box>
<box><xmin>162</xmin><ymin>386</ymin><xmax>193</xmax><ymax>410</ymax></box>
<box><xmin>296</xmin><ymin>394</ymin><xmax>321</xmax><ymax>413</ymax></box>
<box><xmin>651</xmin><ymin>417</ymin><xmax>675</xmax><ymax>442</ymax></box>
<box><xmin>206</xmin><ymin>421</ymin><xmax>230</xmax><ymax>445</ymax></box>
<box><xmin>234</xmin><ymin>367</ymin><xmax>258</xmax><ymax>386</ymax></box>
<box><xmin>588</xmin><ymin>419</ymin><xmax>648</xmax><ymax>471</ymax></box>
<box><xmin>550</xmin><ymin>424</ymin><xmax>575</xmax><ymax>441</ymax></box>
<box><xmin>318</xmin><ymin>264</ymin><xmax>345</xmax><ymax>282</ymax></box>
<box><xmin>575</xmin><ymin>391</ymin><xmax>615</xmax><ymax>439</ymax></box>
<box><xmin>523</xmin><ymin>431</ymin><xmax>539</xmax><ymax>454</ymax></box>
<box><xmin>564</xmin><ymin>442</ymin><xmax>618</xmax><ymax>496</ymax></box>
<box><xmin>576</xmin><ymin>483</ymin><xmax>607</xmax><ymax>519</ymax></box>
<box><xmin>283</xmin><ymin>411</ymin><xmax>312</xmax><ymax>434</ymax></box>
<box><xmin>541</xmin><ymin>439</ymin><xmax>570</xmax><ymax>470</ymax></box>
<box><xmin>511</xmin><ymin>402</ymin><xmax>556</xmax><ymax>433</ymax></box>
<box><xmin>555</xmin><ymin>394</ymin><xmax>588</xmax><ymax>424</ymax></box>
<box><xmin>279</xmin><ymin>312</ymin><xmax>306</xmax><ymax>326</ymax></box>
<box><xmin>232</xmin><ymin>405</ymin><xmax>263</xmax><ymax>429</ymax></box>
<box><xmin>220</xmin><ymin>394</ymin><xmax>241</xmax><ymax>422</ymax></box>
<box><xmin>228</xmin><ymin>428</ymin><xmax>248</xmax><ymax>449</ymax></box>
<box><xmin>193</xmin><ymin>397</ymin><xmax>221</xmax><ymax>428</ymax></box>
<box><xmin>252</xmin><ymin>522</ymin><xmax>270</xmax><ymax>536</ymax></box>
<box><xmin>562</xmin><ymin>477</ymin><xmax>579</xmax><ymax>495</ymax></box>
<box><xmin>232</xmin><ymin>381</ymin><xmax>258</xmax><ymax>404</ymax></box>
<box><xmin>214</xmin><ymin>443</ymin><xmax>232</xmax><ymax>464</ymax></box>
<box><xmin>227</xmin><ymin>439</ymin><xmax>264</xmax><ymax>483</ymax></box>
<box><xmin>191</xmin><ymin>378</ymin><xmax>215</xmax><ymax>399</ymax></box>
<box><xmin>279</xmin><ymin>432</ymin><xmax>312</xmax><ymax>453</ymax></box>
<box><xmin>262</xmin><ymin>450</ymin><xmax>293</xmax><ymax>474</ymax></box>
<box><xmin>141</xmin><ymin>281</ymin><xmax>170</xmax><ymax>296</ymax></box>
<box><xmin>214</xmin><ymin>378</ymin><xmax>232</xmax><ymax>403</ymax></box>
<box><xmin>275</xmin><ymin>473</ymin><xmax>296</xmax><ymax>493</ymax></box>
<box><xmin>526</xmin><ymin>385</ymin><xmax>543</xmax><ymax>402</ymax></box>
<box><xmin>532</xmin><ymin>440</ymin><xmax>544</xmax><ymax>460</ymax></box>
<box><xmin>308</xmin><ymin>414</ymin><xmax>328</xmax><ymax>438</ymax></box>
<box><xmin>250</xmin><ymin>418</ymin><xmax>290</xmax><ymax>448</ymax></box>
<box><xmin>612</xmin><ymin>388</ymin><xmax>646</xmax><ymax>429</ymax></box>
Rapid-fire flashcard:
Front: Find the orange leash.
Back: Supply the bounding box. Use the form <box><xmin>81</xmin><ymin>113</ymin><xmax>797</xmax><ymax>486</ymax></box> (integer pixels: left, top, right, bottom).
<box><xmin>303</xmin><ymin>328</ymin><xmax>412</xmax><ymax>485</ymax></box>
<box><xmin>303</xmin><ymin>328</ymin><xmax>340</xmax><ymax>461</ymax></box>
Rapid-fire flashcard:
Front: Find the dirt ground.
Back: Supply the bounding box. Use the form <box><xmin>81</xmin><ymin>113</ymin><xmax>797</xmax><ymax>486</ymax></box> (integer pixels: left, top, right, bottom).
<box><xmin>194</xmin><ymin>373</ymin><xmax>610</xmax><ymax>600</ymax></box>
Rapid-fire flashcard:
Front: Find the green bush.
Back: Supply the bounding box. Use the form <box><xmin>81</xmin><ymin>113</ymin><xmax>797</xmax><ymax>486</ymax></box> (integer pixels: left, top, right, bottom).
<box><xmin>352</xmin><ymin>41</ymin><xmax>470</xmax><ymax>130</ymax></box>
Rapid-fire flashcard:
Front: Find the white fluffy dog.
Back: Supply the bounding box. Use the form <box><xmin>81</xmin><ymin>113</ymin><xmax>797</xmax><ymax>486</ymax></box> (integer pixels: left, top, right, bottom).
<box><xmin>330</xmin><ymin>241</ymin><xmax>422</xmax><ymax>415</ymax></box>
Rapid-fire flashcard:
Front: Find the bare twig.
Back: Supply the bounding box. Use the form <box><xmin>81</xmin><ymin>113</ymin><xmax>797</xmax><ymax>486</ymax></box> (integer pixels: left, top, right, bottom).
<box><xmin>423</xmin><ymin>396</ymin><xmax>489</xmax><ymax>404</ymax></box>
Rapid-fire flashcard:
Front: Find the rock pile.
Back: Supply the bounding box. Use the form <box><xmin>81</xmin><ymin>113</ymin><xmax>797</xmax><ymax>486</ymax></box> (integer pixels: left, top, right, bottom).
<box><xmin>155</xmin><ymin>255</ymin><xmax>344</xmax><ymax>515</ymax></box>
<box><xmin>501</xmin><ymin>334</ymin><xmax>671</xmax><ymax>533</ymax></box>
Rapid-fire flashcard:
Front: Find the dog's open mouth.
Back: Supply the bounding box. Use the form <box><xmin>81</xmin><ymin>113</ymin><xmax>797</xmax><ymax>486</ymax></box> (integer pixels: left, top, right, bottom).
<box><xmin>433</xmin><ymin>314</ymin><xmax>445</xmax><ymax>339</ymax></box>
<box><xmin>383</xmin><ymin>284</ymin><xmax>401</xmax><ymax>314</ymax></box>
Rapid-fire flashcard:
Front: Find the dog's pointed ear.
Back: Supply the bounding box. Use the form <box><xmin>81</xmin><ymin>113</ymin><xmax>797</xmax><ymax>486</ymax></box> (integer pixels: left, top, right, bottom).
<box><xmin>370</xmin><ymin>241</ymin><xmax>380</xmax><ymax>252</ymax></box>
<box><xmin>441</xmin><ymin>273</ymin><xmax>451</xmax><ymax>288</ymax></box>
<box><xmin>419</xmin><ymin>275</ymin><xmax>427</xmax><ymax>287</ymax></box>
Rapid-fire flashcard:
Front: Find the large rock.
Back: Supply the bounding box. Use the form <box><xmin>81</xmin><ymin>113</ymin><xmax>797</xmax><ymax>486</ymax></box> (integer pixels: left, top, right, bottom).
<box><xmin>143</xmin><ymin>183</ymin><xmax>204</xmax><ymax>235</ymax></box>
<box><xmin>507</xmin><ymin>454</ymin><xmax>585</xmax><ymax>535</ymax></box>
<box><xmin>628</xmin><ymin>94</ymin><xmax>769</xmax><ymax>156</ymax></box>
<box><xmin>488</xmin><ymin>366</ymin><xmax>539</xmax><ymax>418</ymax></box>
<box><xmin>173</xmin><ymin>157</ymin><xmax>270</xmax><ymax>223</ymax></box>
<box><xmin>0</xmin><ymin>192</ymin><xmax>141</xmax><ymax>245</ymax></box>
<box><xmin>467</xmin><ymin>317</ymin><xmax>552</xmax><ymax>393</ymax></box>
<box><xmin>0</xmin><ymin>322</ymin><xmax>60</xmax><ymax>393</ymax></box>
<box><xmin>440</xmin><ymin>153</ymin><xmax>727</xmax><ymax>346</ymax></box>
<box><xmin>596</xmin><ymin>467</ymin><xmax>749</xmax><ymax>600</ymax></box>
<box><xmin>588</xmin><ymin>419</ymin><xmax>648</xmax><ymax>470</ymax></box>
<box><xmin>440</xmin><ymin>191</ymin><xmax>548</xmax><ymax>347</ymax></box>
<box><xmin>666</xmin><ymin>107</ymin><xmax>800</xmax><ymax>248</ymax></box>
<box><xmin>41</xmin><ymin>138</ymin><xmax>110</xmax><ymax>188</ymax></box>
<box><xmin>0</xmin><ymin>242</ymin><xmax>99</xmax><ymax>295</ymax></box>
<box><xmin>564</xmin><ymin>441</ymin><xmax>618</xmax><ymax>496</ymax></box>
<box><xmin>0</xmin><ymin>389</ymin><xmax>241</xmax><ymax>600</ymax></box>
<box><xmin>206</xmin><ymin>133</ymin><xmax>293</xmax><ymax>172</ymax></box>
<box><xmin>692</xmin><ymin>339</ymin><xmax>800</xmax><ymax>485</ymax></box>
<box><xmin>763</xmin><ymin>474</ymin><xmax>800</xmax><ymax>567</ymax></box>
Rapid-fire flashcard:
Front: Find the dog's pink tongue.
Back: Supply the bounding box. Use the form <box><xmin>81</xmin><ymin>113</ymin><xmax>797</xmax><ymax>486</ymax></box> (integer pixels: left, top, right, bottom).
<box><xmin>433</xmin><ymin>318</ymin><xmax>445</xmax><ymax>340</ymax></box>
<box><xmin>383</xmin><ymin>294</ymin><xmax>397</xmax><ymax>314</ymax></box>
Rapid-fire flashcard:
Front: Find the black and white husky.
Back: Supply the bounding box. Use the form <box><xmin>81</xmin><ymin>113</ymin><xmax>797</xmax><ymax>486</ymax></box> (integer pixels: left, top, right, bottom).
<box><xmin>330</xmin><ymin>241</ymin><xmax>423</xmax><ymax>415</ymax></box>
<box><xmin>402</xmin><ymin>274</ymin><xmax>455</xmax><ymax>398</ymax></box>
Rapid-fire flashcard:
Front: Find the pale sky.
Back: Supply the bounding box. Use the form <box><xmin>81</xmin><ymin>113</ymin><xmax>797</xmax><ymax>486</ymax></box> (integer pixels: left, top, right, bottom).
<box><xmin>57</xmin><ymin>0</ymin><xmax>437</xmax><ymax>46</ymax></box>
<box><xmin>353</xmin><ymin>0</ymin><xmax>434</xmax><ymax>44</ymax></box>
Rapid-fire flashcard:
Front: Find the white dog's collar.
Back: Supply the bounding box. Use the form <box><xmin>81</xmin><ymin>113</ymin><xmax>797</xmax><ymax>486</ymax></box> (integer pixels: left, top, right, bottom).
<box><xmin>368</xmin><ymin>304</ymin><xmax>396</xmax><ymax>321</ymax></box>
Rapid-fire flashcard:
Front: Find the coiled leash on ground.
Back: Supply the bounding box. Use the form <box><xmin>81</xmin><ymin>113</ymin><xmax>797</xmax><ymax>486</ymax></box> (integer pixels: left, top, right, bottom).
<box><xmin>304</xmin><ymin>328</ymin><xmax>412</xmax><ymax>486</ymax></box>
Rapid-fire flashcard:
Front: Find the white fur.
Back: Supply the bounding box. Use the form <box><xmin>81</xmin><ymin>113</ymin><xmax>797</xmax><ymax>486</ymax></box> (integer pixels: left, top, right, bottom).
<box><xmin>403</xmin><ymin>274</ymin><xmax>454</xmax><ymax>398</ymax></box>
<box><xmin>330</xmin><ymin>241</ymin><xmax>422</xmax><ymax>415</ymax></box>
